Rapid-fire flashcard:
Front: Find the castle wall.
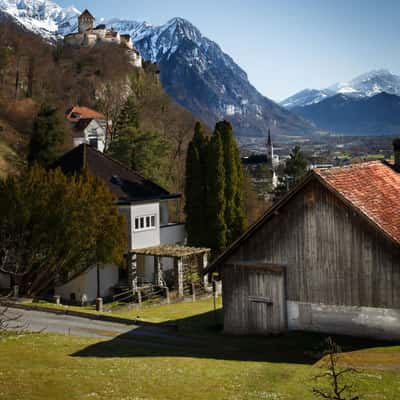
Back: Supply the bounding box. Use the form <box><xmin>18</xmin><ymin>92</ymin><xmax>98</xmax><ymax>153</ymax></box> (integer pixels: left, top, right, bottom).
<box><xmin>64</xmin><ymin>33</ymin><xmax>85</xmax><ymax>47</ymax></box>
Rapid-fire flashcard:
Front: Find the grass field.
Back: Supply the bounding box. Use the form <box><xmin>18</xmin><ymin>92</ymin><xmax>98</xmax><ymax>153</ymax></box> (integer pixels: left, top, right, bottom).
<box><xmin>4</xmin><ymin>299</ymin><xmax>400</xmax><ymax>400</ymax></box>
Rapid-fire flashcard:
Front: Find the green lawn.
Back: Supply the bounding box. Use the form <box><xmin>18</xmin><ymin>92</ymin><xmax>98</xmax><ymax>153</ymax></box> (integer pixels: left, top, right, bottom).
<box><xmin>6</xmin><ymin>299</ymin><xmax>400</xmax><ymax>400</ymax></box>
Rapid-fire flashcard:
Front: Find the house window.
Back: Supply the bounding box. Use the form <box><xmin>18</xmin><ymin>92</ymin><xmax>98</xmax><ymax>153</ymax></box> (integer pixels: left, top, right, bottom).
<box><xmin>134</xmin><ymin>215</ymin><xmax>156</xmax><ymax>231</ymax></box>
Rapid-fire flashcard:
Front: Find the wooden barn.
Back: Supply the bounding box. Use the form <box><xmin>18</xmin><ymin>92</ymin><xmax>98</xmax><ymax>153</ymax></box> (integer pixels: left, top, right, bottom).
<box><xmin>206</xmin><ymin>145</ymin><xmax>400</xmax><ymax>340</ymax></box>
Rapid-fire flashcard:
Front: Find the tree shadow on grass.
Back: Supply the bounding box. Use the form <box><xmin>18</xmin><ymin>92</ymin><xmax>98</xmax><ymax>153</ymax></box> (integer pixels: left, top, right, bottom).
<box><xmin>71</xmin><ymin>310</ymin><xmax>395</xmax><ymax>364</ymax></box>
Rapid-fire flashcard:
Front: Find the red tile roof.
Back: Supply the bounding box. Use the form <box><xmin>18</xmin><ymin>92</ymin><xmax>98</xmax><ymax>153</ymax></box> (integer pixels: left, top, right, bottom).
<box><xmin>66</xmin><ymin>106</ymin><xmax>105</xmax><ymax>123</ymax></box>
<box><xmin>315</xmin><ymin>161</ymin><xmax>400</xmax><ymax>244</ymax></box>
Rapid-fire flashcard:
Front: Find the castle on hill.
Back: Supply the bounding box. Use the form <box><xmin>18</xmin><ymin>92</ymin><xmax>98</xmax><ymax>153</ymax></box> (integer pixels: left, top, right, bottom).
<box><xmin>64</xmin><ymin>9</ymin><xmax>142</xmax><ymax>68</ymax></box>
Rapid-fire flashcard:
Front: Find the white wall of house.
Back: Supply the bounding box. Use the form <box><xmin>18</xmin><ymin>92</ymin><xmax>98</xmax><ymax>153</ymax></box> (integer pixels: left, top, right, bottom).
<box><xmin>130</xmin><ymin>202</ymin><xmax>160</xmax><ymax>250</ymax></box>
<box><xmin>73</xmin><ymin>119</ymin><xmax>106</xmax><ymax>153</ymax></box>
<box><xmin>55</xmin><ymin>264</ymin><xmax>119</xmax><ymax>302</ymax></box>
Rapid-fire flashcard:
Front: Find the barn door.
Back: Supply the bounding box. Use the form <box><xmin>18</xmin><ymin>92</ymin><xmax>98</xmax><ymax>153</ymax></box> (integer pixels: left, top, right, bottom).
<box><xmin>247</xmin><ymin>269</ymin><xmax>286</xmax><ymax>335</ymax></box>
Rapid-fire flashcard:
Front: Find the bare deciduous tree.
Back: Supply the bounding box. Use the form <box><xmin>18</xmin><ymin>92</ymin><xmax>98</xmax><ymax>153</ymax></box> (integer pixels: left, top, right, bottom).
<box><xmin>312</xmin><ymin>337</ymin><xmax>360</xmax><ymax>400</ymax></box>
<box><xmin>0</xmin><ymin>305</ymin><xmax>26</xmax><ymax>337</ymax></box>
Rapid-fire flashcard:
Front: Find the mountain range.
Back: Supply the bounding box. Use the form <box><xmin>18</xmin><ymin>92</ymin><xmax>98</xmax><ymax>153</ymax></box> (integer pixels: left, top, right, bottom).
<box><xmin>281</xmin><ymin>69</ymin><xmax>400</xmax><ymax>109</ymax></box>
<box><xmin>292</xmin><ymin>92</ymin><xmax>400</xmax><ymax>136</ymax></box>
<box><xmin>281</xmin><ymin>70</ymin><xmax>400</xmax><ymax>136</ymax></box>
<box><xmin>0</xmin><ymin>0</ymin><xmax>312</xmax><ymax>138</ymax></box>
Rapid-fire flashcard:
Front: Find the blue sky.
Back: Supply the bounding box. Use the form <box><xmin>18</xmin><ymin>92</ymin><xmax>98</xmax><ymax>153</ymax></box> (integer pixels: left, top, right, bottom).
<box><xmin>58</xmin><ymin>0</ymin><xmax>400</xmax><ymax>101</ymax></box>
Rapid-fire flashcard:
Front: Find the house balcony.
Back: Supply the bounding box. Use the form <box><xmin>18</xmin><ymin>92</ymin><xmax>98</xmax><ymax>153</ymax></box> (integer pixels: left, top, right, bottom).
<box><xmin>160</xmin><ymin>223</ymin><xmax>186</xmax><ymax>245</ymax></box>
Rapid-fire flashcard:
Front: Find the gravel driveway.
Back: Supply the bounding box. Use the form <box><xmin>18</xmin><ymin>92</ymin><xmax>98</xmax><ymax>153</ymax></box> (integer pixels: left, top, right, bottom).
<box><xmin>1</xmin><ymin>307</ymin><xmax>171</xmax><ymax>340</ymax></box>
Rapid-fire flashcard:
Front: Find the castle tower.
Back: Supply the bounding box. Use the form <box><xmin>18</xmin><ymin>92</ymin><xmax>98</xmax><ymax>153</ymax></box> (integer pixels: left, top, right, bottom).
<box><xmin>79</xmin><ymin>9</ymin><xmax>95</xmax><ymax>33</ymax></box>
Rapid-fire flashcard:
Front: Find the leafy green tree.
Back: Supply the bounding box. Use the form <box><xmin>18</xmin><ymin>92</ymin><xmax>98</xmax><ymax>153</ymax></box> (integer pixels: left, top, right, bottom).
<box><xmin>205</xmin><ymin>132</ymin><xmax>227</xmax><ymax>255</ymax></box>
<box><xmin>107</xmin><ymin>127</ymin><xmax>170</xmax><ymax>187</ymax></box>
<box><xmin>0</xmin><ymin>166</ymin><xmax>126</xmax><ymax>297</ymax></box>
<box><xmin>185</xmin><ymin>122</ymin><xmax>208</xmax><ymax>246</ymax></box>
<box><xmin>27</xmin><ymin>104</ymin><xmax>66</xmax><ymax>167</ymax></box>
<box><xmin>274</xmin><ymin>145</ymin><xmax>308</xmax><ymax>201</ymax></box>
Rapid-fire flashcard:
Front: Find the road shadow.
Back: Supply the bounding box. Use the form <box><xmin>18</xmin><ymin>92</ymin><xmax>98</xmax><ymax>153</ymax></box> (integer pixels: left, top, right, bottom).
<box><xmin>71</xmin><ymin>310</ymin><xmax>395</xmax><ymax>364</ymax></box>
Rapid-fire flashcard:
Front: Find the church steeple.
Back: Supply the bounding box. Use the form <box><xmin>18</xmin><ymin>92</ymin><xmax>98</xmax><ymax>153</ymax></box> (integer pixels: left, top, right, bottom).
<box><xmin>267</xmin><ymin>128</ymin><xmax>278</xmax><ymax>189</ymax></box>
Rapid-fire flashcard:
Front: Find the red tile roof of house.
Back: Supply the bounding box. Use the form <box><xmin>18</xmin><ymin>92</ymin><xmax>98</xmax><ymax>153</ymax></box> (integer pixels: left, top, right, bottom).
<box><xmin>315</xmin><ymin>161</ymin><xmax>400</xmax><ymax>244</ymax></box>
<box><xmin>66</xmin><ymin>106</ymin><xmax>105</xmax><ymax>123</ymax></box>
<box><xmin>205</xmin><ymin>160</ymin><xmax>400</xmax><ymax>274</ymax></box>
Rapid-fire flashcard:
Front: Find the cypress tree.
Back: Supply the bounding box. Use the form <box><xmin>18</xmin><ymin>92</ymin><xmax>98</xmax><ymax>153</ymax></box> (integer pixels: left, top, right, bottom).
<box><xmin>214</xmin><ymin>120</ymin><xmax>245</xmax><ymax>244</ymax></box>
<box><xmin>205</xmin><ymin>132</ymin><xmax>226</xmax><ymax>255</ymax></box>
<box><xmin>28</xmin><ymin>104</ymin><xmax>65</xmax><ymax>167</ymax></box>
<box><xmin>185</xmin><ymin>122</ymin><xmax>207</xmax><ymax>246</ymax></box>
<box><xmin>232</xmin><ymin>144</ymin><xmax>245</xmax><ymax>237</ymax></box>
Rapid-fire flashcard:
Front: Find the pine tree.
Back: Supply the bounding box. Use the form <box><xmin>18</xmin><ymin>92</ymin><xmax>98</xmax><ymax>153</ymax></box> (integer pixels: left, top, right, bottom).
<box><xmin>107</xmin><ymin>127</ymin><xmax>170</xmax><ymax>187</ymax></box>
<box><xmin>27</xmin><ymin>104</ymin><xmax>65</xmax><ymax>167</ymax></box>
<box><xmin>114</xmin><ymin>95</ymin><xmax>139</xmax><ymax>137</ymax></box>
<box><xmin>232</xmin><ymin>144</ymin><xmax>245</xmax><ymax>237</ymax></box>
<box><xmin>205</xmin><ymin>132</ymin><xmax>227</xmax><ymax>255</ymax></box>
<box><xmin>185</xmin><ymin>122</ymin><xmax>208</xmax><ymax>246</ymax></box>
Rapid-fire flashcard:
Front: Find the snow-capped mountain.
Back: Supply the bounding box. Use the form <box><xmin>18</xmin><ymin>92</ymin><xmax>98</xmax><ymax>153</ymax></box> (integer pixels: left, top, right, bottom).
<box><xmin>280</xmin><ymin>88</ymin><xmax>334</xmax><ymax>109</ymax></box>
<box><xmin>0</xmin><ymin>0</ymin><xmax>79</xmax><ymax>39</ymax></box>
<box><xmin>292</xmin><ymin>92</ymin><xmax>400</xmax><ymax>136</ymax></box>
<box><xmin>0</xmin><ymin>0</ymin><xmax>312</xmax><ymax>136</ymax></box>
<box><xmin>108</xmin><ymin>17</ymin><xmax>311</xmax><ymax>136</ymax></box>
<box><xmin>281</xmin><ymin>69</ymin><xmax>400</xmax><ymax>109</ymax></box>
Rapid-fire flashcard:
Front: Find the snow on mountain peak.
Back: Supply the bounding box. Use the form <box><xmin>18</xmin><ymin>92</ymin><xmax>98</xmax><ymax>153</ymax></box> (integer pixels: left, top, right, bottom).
<box><xmin>282</xmin><ymin>69</ymin><xmax>400</xmax><ymax>109</ymax></box>
<box><xmin>0</xmin><ymin>0</ymin><xmax>80</xmax><ymax>38</ymax></box>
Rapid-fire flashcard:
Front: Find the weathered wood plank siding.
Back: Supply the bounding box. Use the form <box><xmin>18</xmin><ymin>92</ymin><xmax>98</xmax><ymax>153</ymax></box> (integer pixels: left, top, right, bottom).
<box><xmin>222</xmin><ymin>264</ymin><xmax>286</xmax><ymax>335</ymax></box>
<box><xmin>225</xmin><ymin>179</ymin><xmax>400</xmax><ymax>309</ymax></box>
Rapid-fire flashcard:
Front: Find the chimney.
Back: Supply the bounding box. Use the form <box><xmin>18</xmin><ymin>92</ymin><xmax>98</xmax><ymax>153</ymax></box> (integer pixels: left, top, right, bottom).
<box><xmin>394</xmin><ymin>139</ymin><xmax>400</xmax><ymax>171</ymax></box>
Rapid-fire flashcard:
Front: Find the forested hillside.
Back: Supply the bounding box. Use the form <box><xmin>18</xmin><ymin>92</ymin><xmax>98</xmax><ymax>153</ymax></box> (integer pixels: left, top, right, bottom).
<box><xmin>0</xmin><ymin>18</ymin><xmax>208</xmax><ymax>217</ymax></box>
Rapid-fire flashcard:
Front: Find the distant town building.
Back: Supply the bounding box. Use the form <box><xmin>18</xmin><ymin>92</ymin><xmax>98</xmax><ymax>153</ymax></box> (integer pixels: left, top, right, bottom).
<box><xmin>64</xmin><ymin>9</ymin><xmax>142</xmax><ymax>68</ymax></box>
<box><xmin>266</xmin><ymin>129</ymin><xmax>279</xmax><ymax>188</ymax></box>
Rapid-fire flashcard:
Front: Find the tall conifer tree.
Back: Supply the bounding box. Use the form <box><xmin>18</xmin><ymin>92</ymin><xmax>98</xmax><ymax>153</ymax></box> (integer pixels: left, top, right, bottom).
<box><xmin>114</xmin><ymin>95</ymin><xmax>139</xmax><ymax>137</ymax></box>
<box><xmin>205</xmin><ymin>132</ymin><xmax>227</xmax><ymax>255</ymax></box>
<box><xmin>232</xmin><ymin>144</ymin><xmax>245</xmax><ymax>238</ymax></box>
<box><xmin>28</xmin><ymin>104</ymin><xmax>65</xmax><ymax>167</ymax></box>
<box><xmin>185</xmin><ymin>122</ymin><xmax>207</xmax><ymax>246</ymax></box>
<box><xmin>215</xmin><ymin>120</ymin><xmax>245</xmax><ymax>244</ymax></box>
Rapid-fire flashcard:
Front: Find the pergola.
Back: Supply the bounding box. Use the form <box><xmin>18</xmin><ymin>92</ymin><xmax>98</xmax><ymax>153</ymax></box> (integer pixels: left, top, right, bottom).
<box><xmin>127</xmin><ymin>245</ymin><xmax>211</xmax><ymax>298</ymax></box>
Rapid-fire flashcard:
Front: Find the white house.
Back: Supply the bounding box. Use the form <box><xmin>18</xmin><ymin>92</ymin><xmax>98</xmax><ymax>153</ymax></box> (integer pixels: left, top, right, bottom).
<box><xmin>51</xmin><ymin>144</ymin><xmax>187</xmax><ymax>302</ymax></box>
<box><xmin>66</xmin><ymin>106</ymin><xmax>109</xmax><ymax>153</ymax></box>
<box><xmin>73</xmin><ymin>118</ymin><xmax>107</xmax><ymax>153</ymax></box>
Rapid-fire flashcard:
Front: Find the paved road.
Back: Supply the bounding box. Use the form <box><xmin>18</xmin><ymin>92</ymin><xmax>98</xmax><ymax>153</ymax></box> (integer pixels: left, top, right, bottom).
<box><xmin>1</xmin><ymin>307</ymin><xmax>171</xmax><ymax>340</ymax></box>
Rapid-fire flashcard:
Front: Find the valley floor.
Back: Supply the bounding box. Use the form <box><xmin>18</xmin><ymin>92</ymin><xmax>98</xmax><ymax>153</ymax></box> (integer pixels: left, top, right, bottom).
<box><xmin>1</xmin><ymin>299</ymin><xmax>400</xmax><ymax>400</ymax></box>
